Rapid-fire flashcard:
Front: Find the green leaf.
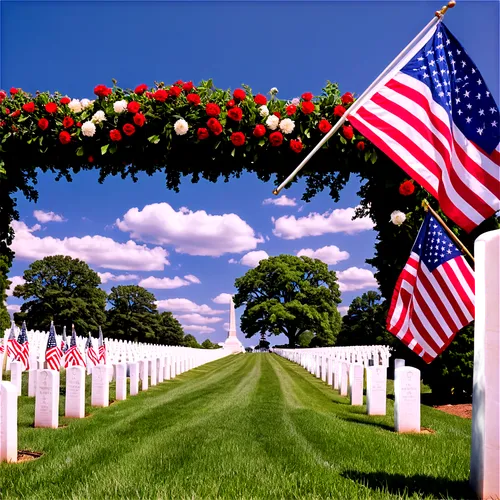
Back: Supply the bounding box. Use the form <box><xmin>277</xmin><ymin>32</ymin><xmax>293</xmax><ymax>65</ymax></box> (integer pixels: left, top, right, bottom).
<box><xmin>304</xmin><ymin>128</ymin><xmax>310</xmax><ymax>139</ymax></box>
<box><xmin>109</xmin><ymin>144</ymin><xmax>117</xmax><ymax>154</ymax></box>
<box><xmin>76</xmin><ymin>146</ymin><xmax>84</xmax><ymax>157</ymax></box>
<box><xmin>101</xmin><ymin>144</ymin><xmax>109</xmax><ymax>155</ymax></box>
<box><xmin>258</xmin><ymin>139</ymin><xmax>266</xmax><ymax>147</ymax></box>
<box><xmin>370</xmin><ymin>150</ymin><xmax>378</xmax><ymax>164</ymax></box>
<box><xmin>231</xmin><ymin>148</ymin><xmax>236</xmax><ymax>157</ymax></box>
<box><xmin>148</xmin><ymin>135</ymin><xmax>160</xmax><ymax>144</ymax></box>
<box><xmin>364</xmin><ymin>150</ymin><xmax>371</xmax><ymax>162</ymax></box>
<box><xmin>339</xmin><ymin>136</ymin><xmax>347</xmax><ymax>145</ymax></box>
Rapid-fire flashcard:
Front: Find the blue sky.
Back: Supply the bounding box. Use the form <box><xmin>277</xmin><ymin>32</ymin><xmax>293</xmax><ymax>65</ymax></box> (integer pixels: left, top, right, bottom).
<box><xmin>1</xmin><ymin>0</ymin><xmax>498</xmax><ymax>347</ymax></box>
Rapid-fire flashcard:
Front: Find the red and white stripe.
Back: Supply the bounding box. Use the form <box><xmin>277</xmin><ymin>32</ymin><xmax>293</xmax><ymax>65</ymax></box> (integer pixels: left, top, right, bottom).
<box><xmin>98</xmin><ymin>345</ymin><xmax>106</xmax><ymax>365</ymax></box>
<box><xmin>7</xmin><ymin>338</ymin><xmax>22</xmax><ymax>362</ymax></box>
<box><xmin>64</xmin><ymin>345</ymin><xmax>86</xmax><ymax>368</ymax></box>
<box><xmin>87</xmin><ymin>346</ymin><xmax>99</xmax><ymax>367</ymax></box>
<box><xmin>387</xmin><ymin>251</ymin><xmax>474</xmax><ymax>363</ymax></box>
<box><xmin>46</xmin><ymin>347</ymin><xmax>62</xmax><ymax>371</ymax></box>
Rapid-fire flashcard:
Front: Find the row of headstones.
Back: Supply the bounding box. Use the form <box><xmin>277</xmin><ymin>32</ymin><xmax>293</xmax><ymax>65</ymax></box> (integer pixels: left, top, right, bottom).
<box><xmin>275</xmin><ymin>349</ymin><xmax>420</xmax><ymax>433</ymax></box>
<box><xmin>0</xmin><ymin>353</ymin><xmax>218</xmax><ymax>463</ymax></box>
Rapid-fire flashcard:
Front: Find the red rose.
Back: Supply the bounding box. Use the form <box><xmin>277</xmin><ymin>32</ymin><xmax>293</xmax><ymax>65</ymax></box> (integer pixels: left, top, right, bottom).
<box><xmin>62</xmin><ymin>116</ymin><xmax>74</xmax><ymax>128</ymax></box>
<box><xmin>109</xmin><ymin>129</ymin><xmax>122</xmax><ymax>142</ymax></box>
<box><xmin>301</xmin><ymin>92</ymin><xmax>313</xmax><ymax>101</ymax></box>
<box><xmin>10</xmin><ymin>110</ymin><xmax>20</xmax><ymax>118</ymax></box>
<box><xmin>334</xmin><ymin>105</ymin><xmax>346</xmax><ymax>117</ymax></box>
<box><xmin>341</xmin><ymin>92</ymin><xmax>354</xmax><ymax>105</ymax></box>
<box><xmin>207</xmin><ymin>118</ymin><xmax>223</xmax><ymax>136</ymax></box>
<box><xmin>122</xmin><ymin>123</ymin><xmax>136</xmax><ymax>136</ymax></box>
<box><xmin>342</xmin><ymin>125</ymin><xmax>354</xmax><ymax>140</ymax></box>
<box><xmin>153</xmin><ymin>89</ymin><xmax>168</xmax><ymax>102</ymax></box>
<box><xmin>233</xmin><ymin>88</ymin><xmax>246</xmax><ymax>101</ymax></box>
<box><xmin>133</xmin><ymin>113</ymin><xmax>146</xmax><ymax>127</ymax></box>
<box><xmin>10</xmin><ymin>88</ymin><xmax>18</xmax><ymax>95</ymax></box>
<box><xmin>0</xmin><ymin>121</ymin><xmax>5</xmax><ymax>127</ymax></box>
<box><xmin>187</xmin><ymin>93</ymin><xmax>201</xmax><ymax>106</ymax></box>
<box><xmin>145</xmin><ymin>92</ymin><xmax>153</xmax><ymax>99</ymax></box>
<box><xmin>273</xmin><ymin>112</ymin><xmax>281</xmax><ymax>119</ymax></box>
<box><xmin>0</xmin><ymin>91</ymin><xmax>6</xmax><ymax>102</ymax></box>
<box><xmin>356</xmin><ymin>141</ymin><xmax>365</xmax><ymax>151</ymax></box>
<box><xmin>197</xmin><ymin>128</ymin><xmax>209</xmax><ymax>140</ymax></box>
<box><xmin>135</xmin><ymin>84</ymin><xmax>148</xmax><ymax>95</ymax></box>
<box><xmin>301</xmin><ymin>101</ymin><xmax>315</xmax><ymax>115</ymax></box>
<box><xmin>76</xmin><ymin>122</ymin><xmax>82</xmax><ymax>128</ymax></box>
<box><xmin>59</xmin><ymin>131</ymin><xmax>71</xmax><ymax>144</ymax></box>
<box><xmin>22</xmin><ymin>102</ymin><xmax>35</xmax><ymax>113</ymax></box>
<box><xmin>227</xmin><ymin>107</ymin><xmax>243</xmax><ymax>121</ymax></box>
<box><xmin>127</xmin><ymin>101</ymin><xmax>141</xmax><ymax>114</ymax></box>
<box><xmin>206</xmin><ymin>103</ymin><xmax>221</xmax><ymax>117</ymax></box>
<box><xmin>318</xmin><ymin>119</ymin><xmax>332</xmax><ymax>134</ymax></box>
<box><xmin>290</xmin><ymin>139</ymin><xmax>303</xmax><ymax>153</ymax></box>
<box><xmin>253</xmin><ymin>124</ymin><xmax>266</xmax><ymax>138</ymax></box>
<box><xmin>169</xmin><ymin>86</ymin><xmax>182</xmax><ymax>98</ymax></box>
<box><xmin>37</xmin><ymin>118</ymin><xmax>49</xmax><ymax>131</ymax></box>
<box><xmin>88</xmin><ymin>155</ymin><xmax>94</xmax><ymax>163</ymax></box>
<box><xmin>231</xmin><ymin>131</ymin><xmax>245</xmax><ymax>147</ymax></box>
<box><xmin>60</xmin><ymin>97</ymin><xmax>70</xmax><ymax>105</ymax></box>
<box><xmin>269</xmin><ymin>131</ymin><xmax>283</xmax><ymax>147</ymax></box>
<box><xmin>45</xmin><ymin>102</ymin><xmax>57</xmax><ymax>114</ymax></box>
<box><xmin>175</xmin><ymin>80</ymin><xmax>184</xmax><ymax>86</ymax></box>
<box><xmin>182</xmin><ymin>81</ymin><xmax>194</xmax><ymax>92</ymax></box>
<box><xmin>226</xmin><ymin>100</ymin><xmax>235</xmax><ymax>108</ymax></box>
<box><xmin>94</xmin><ymin>84</ymin><xmax>112</xmax><ymax>98</ymax></box>
<box><xmin>399</xmin><ymin>180</ymin><xmax>415</xmax><ymax>196</ymax></box>
<box><xmin>254</xmin><ymin>94</ymin><xmax>267</xmax><ymax>106</ymax></box>
<box><xmin>286</xmin><ymin>105</ymin><xmax>297</xmax><ymax>116</ymax></box>
<box><xmin>4</xmin><ymin>108</ymin><xmax>10</xmax><ymax>115</ymax></box>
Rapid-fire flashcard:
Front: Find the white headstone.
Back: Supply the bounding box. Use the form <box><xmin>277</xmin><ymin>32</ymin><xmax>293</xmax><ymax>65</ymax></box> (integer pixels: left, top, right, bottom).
<box><xmin>164</xmin><ymin>357</ymin><xmax>171</xmax><ymax>380</ymax></box>
<box><xmin>65</xmin><ymin>366</ymin><xmax>85</xmax><ymax>418</ymax></box>
<box><xmin>115</xmin><ymin>364</ymin><xmax>126</xmax><ymax>401</ymax></box>
<box><xmin>366</xmin><ymin>366</ymin><xmax>387</xmax><ymax>416</ymax></box>
<box><xmin>28</xmin><ymin>368</ymin><xmax>37</xmax><ymax>397</ymax></box>
<box><xmin>158</xmin><ymin>358</ymin><xmax>164</xmax><ymax>383</ymax></box>
<box><xmin>140</xmin><ymin>360</ymin><xmax>149</xmax><ymax>390</ymax></box>
<box><xmin>349</xmin><ymin>364</ymin><xmax>363</xmax><ymax>406</ymax></box>
<box><xmin>394</xmin><ymin>358</ymin><xmax>405</xmax><ymax>370</ymax></box>
<box><xmin>0</xmin><ymin>381</ymin><xmax>18</xmax><ymax>462</ymax></box>
<box><xmin>35</xmin><ymin>369</ymin><xmax>60</xmax><ymax>428</ymax></box>
<box><xmin>327</xmin><ymin>357</ymin><xmax>333</xmax><ymax>387</ymax></box>
<box><xmin>170</xmin><ymin>357</ymin><xmax>176</xmax><ymax>379</ymax></box>
<box><xmin>321</xmin><ymin>356</ymin><xmax>327</xmax><ymax>383</ymax></box>
<box><xmin>334</xmin><ymin>360</ymin><xmax>341</xmax><ymax>390</ymax></box>
<box><xmin>129</xmin><ymin>362</ymin><xmax>139</xmax><ymax>396</ymax></box>
<box><xmin>340</xmin><ymin>363</ymin><xmax>349</xmax><ymax>396</ymax></box>
<box><xmin>10</xmin><ymin>361</ymin><xmax>23</xmax><ymax>396</ymax></box>
<box><xmin>149</xmin><ymin>360</ymin><xmax>157</xmax><ymax>386</ymax></box>
<box><xmin>394</xmin><ymin>366</ymin><xmax>420</xmax><ymax>433</ymax></box>
<box><xmin>91</xmin><ymin>365</ymin><xmax>109</xmax><ymax>407</ymax></box>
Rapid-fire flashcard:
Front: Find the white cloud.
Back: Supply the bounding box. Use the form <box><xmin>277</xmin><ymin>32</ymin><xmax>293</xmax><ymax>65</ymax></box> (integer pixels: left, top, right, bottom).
<box><xmin>184</xmin><ymin>275</ymin><xmax>201</xmax><ymax>284</ymax></box>
<box><xmin>297</xmin><ymin>245</ymin><xmax>350</xmax><ymax>265</ymax></box>
<box><xmin>6</xmin><ymin>276</ymin><xmax>25</xmax><ymax>296</ymax></box>
<box><xmin>240</xmin><ymin>250</ymin><xmax>269</xmax><ymax>268</ymax></box>
<box><xmin>212</xmin><ymin>293</ymin><xmax>233</xmax><ymax>304</ymax></box>
<box><xmin>223</xmin><ymin>322</ymin><xmax>230</xmax><ymax>331</ymax></box>
<box><xmin>228</xmin><ymin>258</ymin><xmax>238</xmax><ymax>264</ymax></box>
<box><xmin>338</xmin><ymin>306</ymin><xmax>349</xmax><ymax>316</ymax></box>
<box><xmin>336</xmin><ymin>267</ymin><xmax>378</xmax><ymax>292</ymax></box>
<box><xmin>116</xmin><ymin>202</ymin><xmax>264</xmax><ymax>257</ymax></box>
<box><xmin>156</xmin><ymin>298</ymin><xmax>224</xmax><ymax>315</ymax></box>
<box><xmin>33</xmin><ymin>210</ymin><xmax>65</xmax><ymax>223</ymax></box>
<box><xmin>6</xmin><ymin>304</ymin><xmax>21</xmax><ymax>313</ymax></box>
<box><xmin>175</xmin><ymin>313</ymin><xmax>223</xmax><ymax>325</ymax></box>
<box><xmin>10</xmin><ymin>221</ymin><xmax>169</xmax><ymax>271</ymax></box>
<box><xmin>262</xmin><ymin>195</ymin><xmax>297</xmax><ymax>207</ymax></box>
<box><xmin>272</xmin><ymin>206</ymin><xmax>373</xmax><ymax>239</ymax></box>
<box><xmin>138</xmin><ymin>276</ymin><xmax>196</xmax><ymax>290</ymax></box>
<box><xmin>98</xmin><ymin>272</ymin><xmax>139</xmax><ymax>284</ymax></box>
<box><xmin>182</xmin><ymin>325</ymin><xmax>216</xmax><ymax>334</ymax></box>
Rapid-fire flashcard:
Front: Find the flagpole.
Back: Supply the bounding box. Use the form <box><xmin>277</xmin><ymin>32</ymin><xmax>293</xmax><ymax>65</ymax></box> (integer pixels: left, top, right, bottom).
<box><xmin>422</xmin><ymin>199</ymin><xmax>475</xmax><ymax>264</ymax></box>
<box><xmin>272</xmin><ymin>0</ymin><xmax>456</xmax><ymax>196</ymax></box>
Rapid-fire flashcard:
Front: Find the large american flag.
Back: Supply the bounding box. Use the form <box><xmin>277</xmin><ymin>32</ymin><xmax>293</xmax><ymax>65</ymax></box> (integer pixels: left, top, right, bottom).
<box><xmin>348</xmin><ymin>22</ymin><xmax>499</xmax><ymax>232</ymax></box>
<box><xmin>6</xmin><ymin>322</ymin><xmax>22</xmax><ymax>361</ymax></box>
<box><xmin>46</xmin><ymin>322</ymin><xmax>63</xmax><ymax>371</ymax></box>
<box><xmin>16</xmin><ymin>321</ymin><xmax>30</xmax><ymax>370</ymax></box>
<box><xmin>387</xmin><ymin>213</ymin><xmax>474</xmax><ymax>362</ymax></box>
<box><xmin>64</xmin><ymin>325</ymin><xmax>86</xmax><ymax>368</ymax></box>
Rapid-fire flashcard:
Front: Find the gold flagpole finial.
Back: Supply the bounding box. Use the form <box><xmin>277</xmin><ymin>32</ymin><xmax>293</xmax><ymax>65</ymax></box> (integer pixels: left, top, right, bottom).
<box><xmin>435</xmin><ymin>0</ymin><xmax>456</xmax><ymax>18</ymax></box>
<box><xmin>272</xmin><ymin>189</ymin><xmax>279</xmax><ymax>196</ymax></box>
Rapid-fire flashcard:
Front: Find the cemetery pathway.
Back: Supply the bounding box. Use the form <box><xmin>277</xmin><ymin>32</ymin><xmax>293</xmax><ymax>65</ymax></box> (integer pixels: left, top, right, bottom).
<box><xmin>2</xmin><ymin>353</ymin><xmax>473</xmax><ymax>499</ymax></box>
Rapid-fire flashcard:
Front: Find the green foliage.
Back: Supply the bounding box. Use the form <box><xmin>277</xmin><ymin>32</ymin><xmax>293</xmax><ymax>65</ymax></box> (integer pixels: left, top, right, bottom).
<box><xmin>0</xmin><ymin>255</ymin><xmax>11</xmax><ymax>331</ymax></box>
<box><xmin>183</xmin><ymin>334</ymin><xmax>201</xmax><ymax>349</ymax></box>
<box><xmin>201</xmin><ymin>339</ymin><xmax>222</xmax><ymax>349</ymax></box>
<box><xmin>12</xmin><ymin>255</ymin><xmax>106</xmax><ymax>333</ymax></box>
<box><xmin>155</xmin><ymin>311</ymin><xmax>186</xmax><ymax>346</ymax></box>
<box><xmin>106</xmin><ymin>285</ymin><xmax>159</xmax><ymax>342</ymax></box>
<box><xmin>297</xmin><ymin>330</ymin><xmax>314</xmax><ymax>348</ymax></box>
<box><xmin>233</xmin><ymin>255</ymin><xmax>342</xmax><ymax>347</ymax></box>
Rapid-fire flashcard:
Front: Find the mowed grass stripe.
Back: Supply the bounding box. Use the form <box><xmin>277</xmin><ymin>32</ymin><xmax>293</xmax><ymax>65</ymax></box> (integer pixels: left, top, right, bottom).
<box><xmin>1</xmin><ymin>354</ymin><xmax>473</xmax><ymax>499</ymax></box>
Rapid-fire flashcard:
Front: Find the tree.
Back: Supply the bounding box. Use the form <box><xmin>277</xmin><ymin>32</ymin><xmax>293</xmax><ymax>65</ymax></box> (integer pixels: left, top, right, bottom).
<box><xmin>13</xmin><ymin>255</ymin><xmax>106</xmax><ymax>333</ymax></box>
<box><xmin>183</xmin><ymin>334</ymin><xmax>201</xmax><ymax>349</ymax></box>
<box><xmin>106</xmin><ymin>285</ymin><xmax>159</xmax><ymax>342</ymax></box>
<box><xmin>0</xmin><ymin>256</ymin><xmax>11</xmax><ymax>331</ymax></box>
<box><xmin>233</xmin><ymin>255</ymin><xmax>342</xmax><ymax>347</ymax></box>
<box><xmin>201</xmin><ymin>339</ymin><xmax>221</xmax><ymax>349</ymax></box>
<box><xmin>156</xmin><ymin>311</ymin><xmax>185</xmax><ymax>345</ymax></box>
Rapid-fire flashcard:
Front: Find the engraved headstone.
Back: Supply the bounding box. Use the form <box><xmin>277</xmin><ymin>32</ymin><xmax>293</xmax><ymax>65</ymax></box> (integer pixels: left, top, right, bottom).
<box><xmin>115</xmin><ymin>364</ymin><xmax>126</xmax><ymax>401</ymax></box>
<box><xmin>140</xmin><ymin>360</ymin><xmax>149</xmax><ymax>390</ymax></box>
<box><xmin>10</xmin><ymin>361</ymin><xmax>23</xmax><ymax>396</ymax></box>
<box><xmin>0</xmin><ymin>381</ymin><xmax>18</xmax><ymax>462</ymax></box>
<box><xmin>394</xmin><ymin>366</ymin><xmax>420</xmax><ymax>433</ymax></box>
<box><xmin>340</xmin><ymin>362</ymin><xmax>349</xmax><ymax>396</ymax></box>
<box><xmin>65</xmin><ymin>366</ymin><xmax>85</xmax><ymax>418</ymax></box>
<box><xmin>349</xmin><ymin>364</ymin><xmax>364</xmax><ymax>406</ymax></box>
<box><xmin>129</xmin><ymin>362</ymin><xmax>139</xmax><ymax>396</ymax></box>
<box><xmin>149</xmin><ymin>359</ymin><xmax>157</xmax><ymax>386</ymax></box>
<box><xmin>91</xmin><ymin>365</ymin><xmax>109</xmax><ymax>407</ymax></box>
<box><xmin>35</xmin><ymin>369</ymin><xmax>60</xmax><ymax>428</ymax></box>
<box><xmin>366</xmin><ymin>366</ymin><xmax>387</xmax><ymax>416</ymax></box>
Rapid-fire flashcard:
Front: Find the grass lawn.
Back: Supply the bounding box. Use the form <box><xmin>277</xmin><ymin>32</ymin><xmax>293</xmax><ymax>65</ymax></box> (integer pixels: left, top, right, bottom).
<box><xmin>1</xmin><ymin>354</ymin><xmax>473</xmax><ymax>499</ymax></box>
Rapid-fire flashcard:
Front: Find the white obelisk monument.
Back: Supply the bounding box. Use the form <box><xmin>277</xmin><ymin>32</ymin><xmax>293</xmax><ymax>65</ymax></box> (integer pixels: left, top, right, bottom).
<box><xmin>223</xmin><ymin>297</ymin><xmax>245</xmax><ymax>354</ymax></box>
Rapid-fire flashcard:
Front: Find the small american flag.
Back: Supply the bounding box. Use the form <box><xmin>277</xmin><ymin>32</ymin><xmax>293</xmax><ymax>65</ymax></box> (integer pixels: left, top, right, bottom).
<box><xmin>6</xmin><ymin>322</ymin><xmax>22</xmax><ymax>361</ymax></box>
<box><xmin>16</xmin><ymin>321</ymin><xmax>30</xmax><ymax>370</ymax></box>
<box><xmin>61</xmin><ymin>325</ymin><xmax>69</xmax><ymax>353</ymax></box>
<box><xmin>348</xmin><ymin>22</ymin><xmax>499</xmax><ymax>232</ymax></box>
<box><xmin>86</xmin><ymin>333</ymin><xmax>99</xmax><ymax>367</ymax></box>
<box><xmin>387</xmin><ymin>213</ymin><xmax>474</xmax><ymax>362</ymax></box>
<box><xmin>46</xmin><ymin>321</ymin><xmax>62</xmax><ymax>371</ymax></box>
<box><xmin>64</xmin><ymin>325</ymin><xmax>86</xmax><ymax>368</ymax></box>
<box><xmin>98</xmin><ymin>326</ymin><xmax>106</xmax><ymax>364</ymax></box>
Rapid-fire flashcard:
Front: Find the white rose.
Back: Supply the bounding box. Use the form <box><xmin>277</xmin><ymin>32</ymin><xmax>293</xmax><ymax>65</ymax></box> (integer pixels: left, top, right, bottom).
<box><xmin>92</xmin><ymin>110</ymin><xmax>106</xmax><ymax>124</ymax></box>
<box><xmin>113</xmin><ymin>100</ymin><xmax>127</xmax><ymax>114</ymax></box>
<box><xmin>390</xmin><ymin>210</ymin><xmax>406</xmax><ymax>226</ymax></box>
<box><xmin>270</xmin><ymin>87</ymin><xmax>279</xmax><ymax>95</ymax></box>
<box><xmin>266</xmin><ymin>115</ymin><xmax>279</xmax><ymax>130</ymax></box>
<box><xmin>174</xmin><ymin>118</ymin><xmax>188</xmax><ymax>136</ymax></box>
<box><xmin>279</xmin><ymin>118</ymin><xmax>295</xmax><ymax>135</ymax></box>
<box><xmin>81</xmin><ymin>121</ymin><xmax>96</xmax><ymax>137</ymax></box>
<box><xmin>259</xmin><ymin>105</ymin><xmax>269</xmax><ymax>118</ymax></box>
<box><xmin>68</xmin><ymin>99</ymin><xmax>83</xmax><ymax>113</ymax></box>
<box><xmin>80</xmin><ymin>98</ymin><xmax>91</xmax><ymax>109</ymax></box>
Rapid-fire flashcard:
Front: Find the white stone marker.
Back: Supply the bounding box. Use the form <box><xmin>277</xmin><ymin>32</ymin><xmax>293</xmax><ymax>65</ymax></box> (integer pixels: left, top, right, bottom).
<box><xmin>149</xmin><ymin>360</ymin><xmax>157</xmax><ymax>386</ymax></box>
<box><xmin>35</xmin><ymin>369</ymin><xmax>60</xmax><ymax>429</ymax></box>
<box><xmin>321</xmin><ymin>356</ymin><xmax>327</xmax><ymax>383</ymax></box>
<box><xmin>140</xmin><ymin>360</ymin><xmax>149</xmax><ymax>390</ymax></box>
<box><xmin>394</xmin><ymin>366</ymin><xmax>420</xmax><ymax>433</ymax></box>
<box><xmin>394</xmin><ymin>358</ymin><xmax>405</xmax><ymax>370</ymax></box>
<box><xmin>129</xmin><ymin>362</ymin><xmax>139</xmax><ymax>396</ymax></box>
<box><xmin>170</xmin><ymin>357</ymin><xmax>176</xmax><ymax>379</ymax></box>
<box><xmin>10</xmin><ymin>361</ymin><xmax>23</xmax><ymax>396</ymax></box>
<box><xmin>115</xmin><ymin>364</ymin><xmax>127</xmax><ymax>401</ymax></box>
<box><xmin>28</xmin><ymin>368</ymin><xmax>37</xmax><ymax>397</ymax></box>
<box><xmin>349</xmin><ymin>364</ymin><xmax>364</xmax><ymax>406</ymax></box>
<box><xmin>0</xmin><ymin>381</ymin><xmax>18</xmax><ymax>462</ymax></box>
<box><xmin>164</xmin><ymin>357</ymin><xmax>171</xmax><ymax>381</ymax></box>
<box><xmin>158</xmin><ymin>358</ymin><xmax>164</xmax><ymax>383</ymax></box>
<box><xmin>327</xmin><ymin>357</ymin><xmax>333</xmax><ymax>387</ymax></box>
<box><xmin>91</xmin><ymin>365</ymin><xmax>109</xmax><ymax>407</ymax></box>
<box><xmin>340</xmin><ymin>362</ymin><xmax>349</xmax><ymax>396</ymax></box>
<box><xmin>334</xmin><ymin>360</ymin><xmax>341</xmax><ymax>390</ymax></box>
<box><xmin>65</xmin><ymin>366</ymin><xmax>85</xmax><ymax>418</ymax></box>
<box><xmin>366</xmin><ymin>366</ymin><xmax>387</xmax><ymax>416</ymax></box>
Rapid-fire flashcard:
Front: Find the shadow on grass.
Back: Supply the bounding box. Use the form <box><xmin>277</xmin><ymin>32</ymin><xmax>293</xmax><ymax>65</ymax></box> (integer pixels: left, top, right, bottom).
<box><xmin>339</xmin><ymin>415</ymin><xmax>394</xmax><ymax>432</ymax></box>
<box><xmin>342</xmin><ymin>470</ymin><xmax>473</xmax><ymax>499</ymax></box>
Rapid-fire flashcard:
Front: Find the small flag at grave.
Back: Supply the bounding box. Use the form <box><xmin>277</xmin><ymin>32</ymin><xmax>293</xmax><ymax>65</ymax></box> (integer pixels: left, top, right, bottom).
<box><xmin>387</xmin><ymin>212</ymin><xmax>474</xmax><ymax>362</ymax></box>
<box><xmin>64</xmin><ymin>324</ymin><xmax>86</xmax><ymax>368</ymax></box>
<box><xmin>16</xmin><ymin>321</ymin><xmax>30</xmax><ymax>370</ymax></box>
<box><xmin>61</xmin><ymin>325</ymin><xmax>69</xmax><ymax>353</ymax></box>
<box><xmin>46</xmin><ymin>321</ymin><xmax>63</xmax><ymax>371</ymax></box>
<box><xmin>98</xmin><ymin>326</ymin><xmax>106</xmax><ymax>365</ymax></box>
<box><xmin>86</xmin><ymin>333</ymin><xmax>99</xmax><ymax>367</ymax></box>
<box><xmin>6</xmin><ymin>321</ymin><xmax>22</xmax><ymax>361</ymax></box>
